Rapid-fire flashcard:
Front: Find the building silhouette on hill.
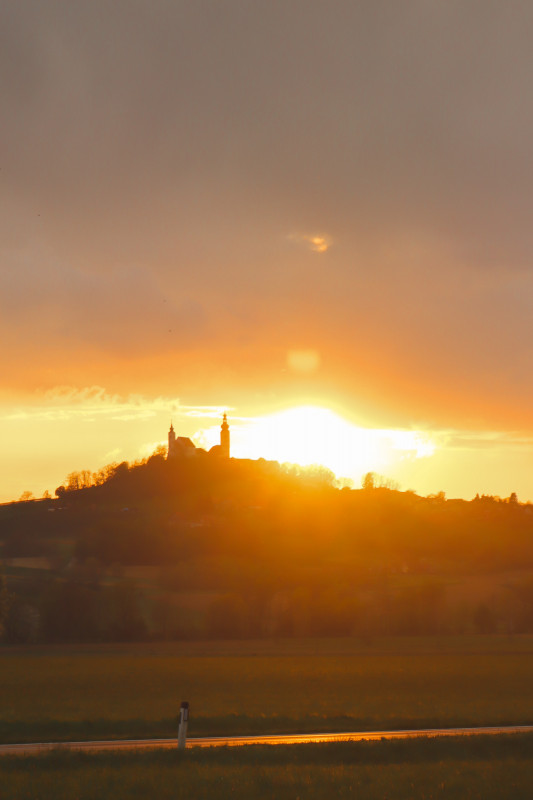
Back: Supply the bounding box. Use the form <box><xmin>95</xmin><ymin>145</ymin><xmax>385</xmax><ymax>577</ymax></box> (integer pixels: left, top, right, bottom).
<box><xmin>167</xmin><ymin>413</ymin><xmax>230</xmax><ymax>460</ymax></box>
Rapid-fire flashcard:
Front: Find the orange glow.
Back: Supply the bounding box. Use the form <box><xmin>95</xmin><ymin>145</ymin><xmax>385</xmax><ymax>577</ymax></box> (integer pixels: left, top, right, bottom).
<box><xmin>1</xmin><ymin>390</ymin><xmax>531</xmax><ymax>504</ymax></box>
<box><xmin>286</xmin><ymin>350</ymin><xmax>321</xmax><ymax>373</ymax></box>
<box><xmin>199</xmin><ymin>405</ymin><xmax>435</xmax><ymax>485</ymax></box>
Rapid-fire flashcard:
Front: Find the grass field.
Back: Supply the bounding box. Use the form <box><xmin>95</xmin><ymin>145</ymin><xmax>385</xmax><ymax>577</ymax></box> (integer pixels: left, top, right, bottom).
<box><xmin>1</xmin><ymin>636</ymin><xmax>533</xmax><ymax>744</ymax></box>
<box><xmin>2</xmin><ymin>734</ymin><xmax>533</xmax><ymax>799</ymax></box>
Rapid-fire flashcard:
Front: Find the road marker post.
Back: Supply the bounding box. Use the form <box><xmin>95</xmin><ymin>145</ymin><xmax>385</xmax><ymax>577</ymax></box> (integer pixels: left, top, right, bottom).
<box><xmin>178</xmin><ymin>701</ymin><xmax>189</xmax><ymax>750</ymax></box>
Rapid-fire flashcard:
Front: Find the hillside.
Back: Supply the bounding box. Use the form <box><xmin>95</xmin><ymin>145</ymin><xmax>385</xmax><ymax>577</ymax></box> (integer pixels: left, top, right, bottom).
<box><xmin>2</xmin><ymin>454</ymin><xmax>533</xmax><ymax>643</ymax></box>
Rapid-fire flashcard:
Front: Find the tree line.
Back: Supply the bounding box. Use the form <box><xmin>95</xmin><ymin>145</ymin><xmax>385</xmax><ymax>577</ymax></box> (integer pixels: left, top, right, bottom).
<box><xmin>2</xmin><ymin>453</ymin><xmax>533</xmax><ymax>643</ymax></box>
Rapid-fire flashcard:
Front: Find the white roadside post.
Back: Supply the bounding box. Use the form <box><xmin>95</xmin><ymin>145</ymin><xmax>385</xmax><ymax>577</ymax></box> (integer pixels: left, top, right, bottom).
<box><xmin>178</xmin><ymin>701</ymin><xmax>189</xmax><ymax>749</ymax></box>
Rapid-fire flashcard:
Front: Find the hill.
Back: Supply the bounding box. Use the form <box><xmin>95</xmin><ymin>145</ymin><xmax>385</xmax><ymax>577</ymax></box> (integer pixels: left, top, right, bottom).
<box><xmin>2</xmin><ymin>453</ymin><xmax>533</xmax><ymax>643</ymax></box>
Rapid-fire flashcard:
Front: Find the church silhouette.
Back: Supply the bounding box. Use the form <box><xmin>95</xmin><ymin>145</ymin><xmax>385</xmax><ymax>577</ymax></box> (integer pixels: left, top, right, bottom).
<box><xmin>167</xmin><ymin>413</ymin><xmax>230</xmax><ymax>460</ymax></box>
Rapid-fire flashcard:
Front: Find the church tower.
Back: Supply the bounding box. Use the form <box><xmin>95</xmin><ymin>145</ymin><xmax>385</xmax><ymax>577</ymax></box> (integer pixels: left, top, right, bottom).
<box><xmin>167</xmin><ymin>422</ymin><xmax>176</xmax><ymax>459</ymax></box>
<box><xmin>220</xmin><ymin>413</ymin><xmax>230</xmax><ymax>458</ymax></box>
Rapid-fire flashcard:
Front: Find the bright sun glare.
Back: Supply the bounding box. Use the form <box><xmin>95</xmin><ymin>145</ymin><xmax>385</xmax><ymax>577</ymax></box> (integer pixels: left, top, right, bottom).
<box><xmin>199</xmin><ymin>406</ymin><xmax>435</xmax><ymax>485</ymax></box>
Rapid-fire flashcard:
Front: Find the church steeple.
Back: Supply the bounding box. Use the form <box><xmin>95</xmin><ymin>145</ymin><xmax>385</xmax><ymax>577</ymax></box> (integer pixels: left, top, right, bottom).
<box><xmin>220</xmin><ymin>412</ymin><xmax>230</xmax><ymax>458</ymax></box>
<box><xmin>168</xmin><ymin>421</ymin><xmax>176</xmax><ymax>459</ymax></box>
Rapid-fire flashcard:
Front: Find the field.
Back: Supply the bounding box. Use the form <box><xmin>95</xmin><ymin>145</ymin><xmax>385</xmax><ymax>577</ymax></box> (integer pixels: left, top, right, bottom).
<box><xmin>2</xmin><ymin>735</ymin><xmax>533</xmax><ymax>799</ymax></box>
<box><xmin>1</xmin><ymin>636</ymin><xmax>533</xmax><ymax>744</ymax></box>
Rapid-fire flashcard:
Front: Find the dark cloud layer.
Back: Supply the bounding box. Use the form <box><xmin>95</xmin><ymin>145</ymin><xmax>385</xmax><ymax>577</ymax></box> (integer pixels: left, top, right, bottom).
<box><xmin>2</xmin><ymin>1</ymin><xmax>533</xmax><ymax>426</ymax></box>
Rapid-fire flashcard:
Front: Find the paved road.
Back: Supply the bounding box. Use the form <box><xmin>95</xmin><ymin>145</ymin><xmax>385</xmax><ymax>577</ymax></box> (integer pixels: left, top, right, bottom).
<box><xmin>1</xmin><ymin>725</ymin><xmax>532</xmax><ymax>756</ymax></box>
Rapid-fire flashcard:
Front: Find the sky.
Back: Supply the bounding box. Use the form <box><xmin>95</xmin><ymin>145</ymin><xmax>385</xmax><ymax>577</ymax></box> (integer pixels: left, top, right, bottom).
<box><xmin>2</xmin><ymin>1</ymin><xmax>533</xmax><ymax>502</ymax></box>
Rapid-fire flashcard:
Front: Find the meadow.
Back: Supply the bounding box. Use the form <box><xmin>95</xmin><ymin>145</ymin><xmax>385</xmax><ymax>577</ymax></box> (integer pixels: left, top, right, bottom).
<box><xmin>2</xmin><ymin>734</ymin><xmax>533</xmax><ymax>799</ymax></box>
<box><xmin>1</xmin><ymin>635</ymin><xmax>533</xmax><ymax>744</ymax></box>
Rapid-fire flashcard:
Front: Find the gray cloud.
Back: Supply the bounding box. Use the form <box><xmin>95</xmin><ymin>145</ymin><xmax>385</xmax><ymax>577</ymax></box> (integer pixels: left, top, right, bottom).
<box><xmin>4</xmin><ymin>1</ymin><xmax>533</xmax><ymax>258</ymax></box>
<box><xmin>2</xmin><ymin>1</ymin><xmax>533</xmax><ymax>424</ymax></box>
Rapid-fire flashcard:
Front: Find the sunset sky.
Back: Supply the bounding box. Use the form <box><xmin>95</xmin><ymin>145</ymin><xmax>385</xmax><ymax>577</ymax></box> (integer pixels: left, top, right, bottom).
<box><xmin>2</xmin><ymin>1</ymin><xmax>533</xmax><ymax>502</ymax></box>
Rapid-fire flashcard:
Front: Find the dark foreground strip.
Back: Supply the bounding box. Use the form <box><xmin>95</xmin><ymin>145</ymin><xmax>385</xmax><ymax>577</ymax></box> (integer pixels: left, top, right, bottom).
<box><xmin>1</xmin><ymin>725</ymin><xmax>533</xmax><ymax>756</ymax></box>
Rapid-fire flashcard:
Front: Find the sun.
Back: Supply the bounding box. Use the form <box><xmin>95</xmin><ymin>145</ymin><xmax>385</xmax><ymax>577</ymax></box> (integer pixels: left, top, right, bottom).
<box><xmin>237</xmin><ymin>406</ymin><xmax>373</xmax><ymax>475</ymax></box>
<box><xmin>199</xmin><ymin>405</ymin><xmax>435</xmax><ymax>486</ymax></box>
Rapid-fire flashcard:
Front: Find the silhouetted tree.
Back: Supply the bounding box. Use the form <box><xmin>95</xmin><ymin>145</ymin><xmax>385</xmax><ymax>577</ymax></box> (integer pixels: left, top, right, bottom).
<box><xmin>5</xmin><ymin>598</ymin><xmax>39</xmax><ymax>643</ymax></box>
<box><xmin>362</xmin><ymin>472</ymin><xmax>376</xmax><ymax>490</ymax></box>
<box><xmin>0</xmin><ymin>574</ymin><xmax>12</xmax><ymax>640</ymax></box>
<box><xmin>103</xmin><ymin>584</ymin><xmax>147</xmax><ymax>641</ymax></box>
<box><xmin>40</xmin><ymin>580</ymin><xmax>101</xmax><ymax>641</ymax></box>
<box><xmin>206</xmin><ymin>593</ymin><xmax>249</xmax><ymax>638</ymax></box>
<box><xmin>474</xmin><ymin>603</ymin><xmax>497</xmax><ymax>634</ymax></box>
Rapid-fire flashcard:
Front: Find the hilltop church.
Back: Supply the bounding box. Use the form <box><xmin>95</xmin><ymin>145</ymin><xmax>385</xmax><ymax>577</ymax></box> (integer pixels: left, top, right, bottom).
<box><xmin>167</xmin><ymin>413</ymin><xmax>230</xmax><ymax>460</ymax></box>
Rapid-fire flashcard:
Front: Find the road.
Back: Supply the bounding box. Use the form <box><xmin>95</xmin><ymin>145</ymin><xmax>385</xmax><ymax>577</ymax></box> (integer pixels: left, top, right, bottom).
<box><xmin>1</xmin><ymin>725</ymin><xmax>532</xmax><ymax>756</ymax></box>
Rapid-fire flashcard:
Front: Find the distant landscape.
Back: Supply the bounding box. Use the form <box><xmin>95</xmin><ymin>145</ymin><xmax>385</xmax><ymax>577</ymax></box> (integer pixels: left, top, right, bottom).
<box><xmin>2</xmin><ymin>452</ymin><xmax>533</xmax><ymax>645</ymax></box>
<box><xmin>4</xmin><ymin>1</ymin><xmax>533</xmax><ymax>796</ymax></box>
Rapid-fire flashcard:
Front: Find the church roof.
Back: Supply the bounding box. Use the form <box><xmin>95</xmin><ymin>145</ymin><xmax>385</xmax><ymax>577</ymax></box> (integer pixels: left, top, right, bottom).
<box><xmin>176</xmin><ymin>437</ymin><xmax>196</xmax><ymax>448</ymax></box>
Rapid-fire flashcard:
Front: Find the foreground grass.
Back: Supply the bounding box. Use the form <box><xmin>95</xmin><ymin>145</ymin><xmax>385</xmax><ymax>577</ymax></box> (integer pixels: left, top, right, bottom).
<box><xmin>1</xmin><ymin>636</ymin><xmax>533</xmax><ymax>743</ymax></box>
<box><xmin>2</xmin><ymin>734</ymin><xmax>533</xmax><ymax>799</ymax></box>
